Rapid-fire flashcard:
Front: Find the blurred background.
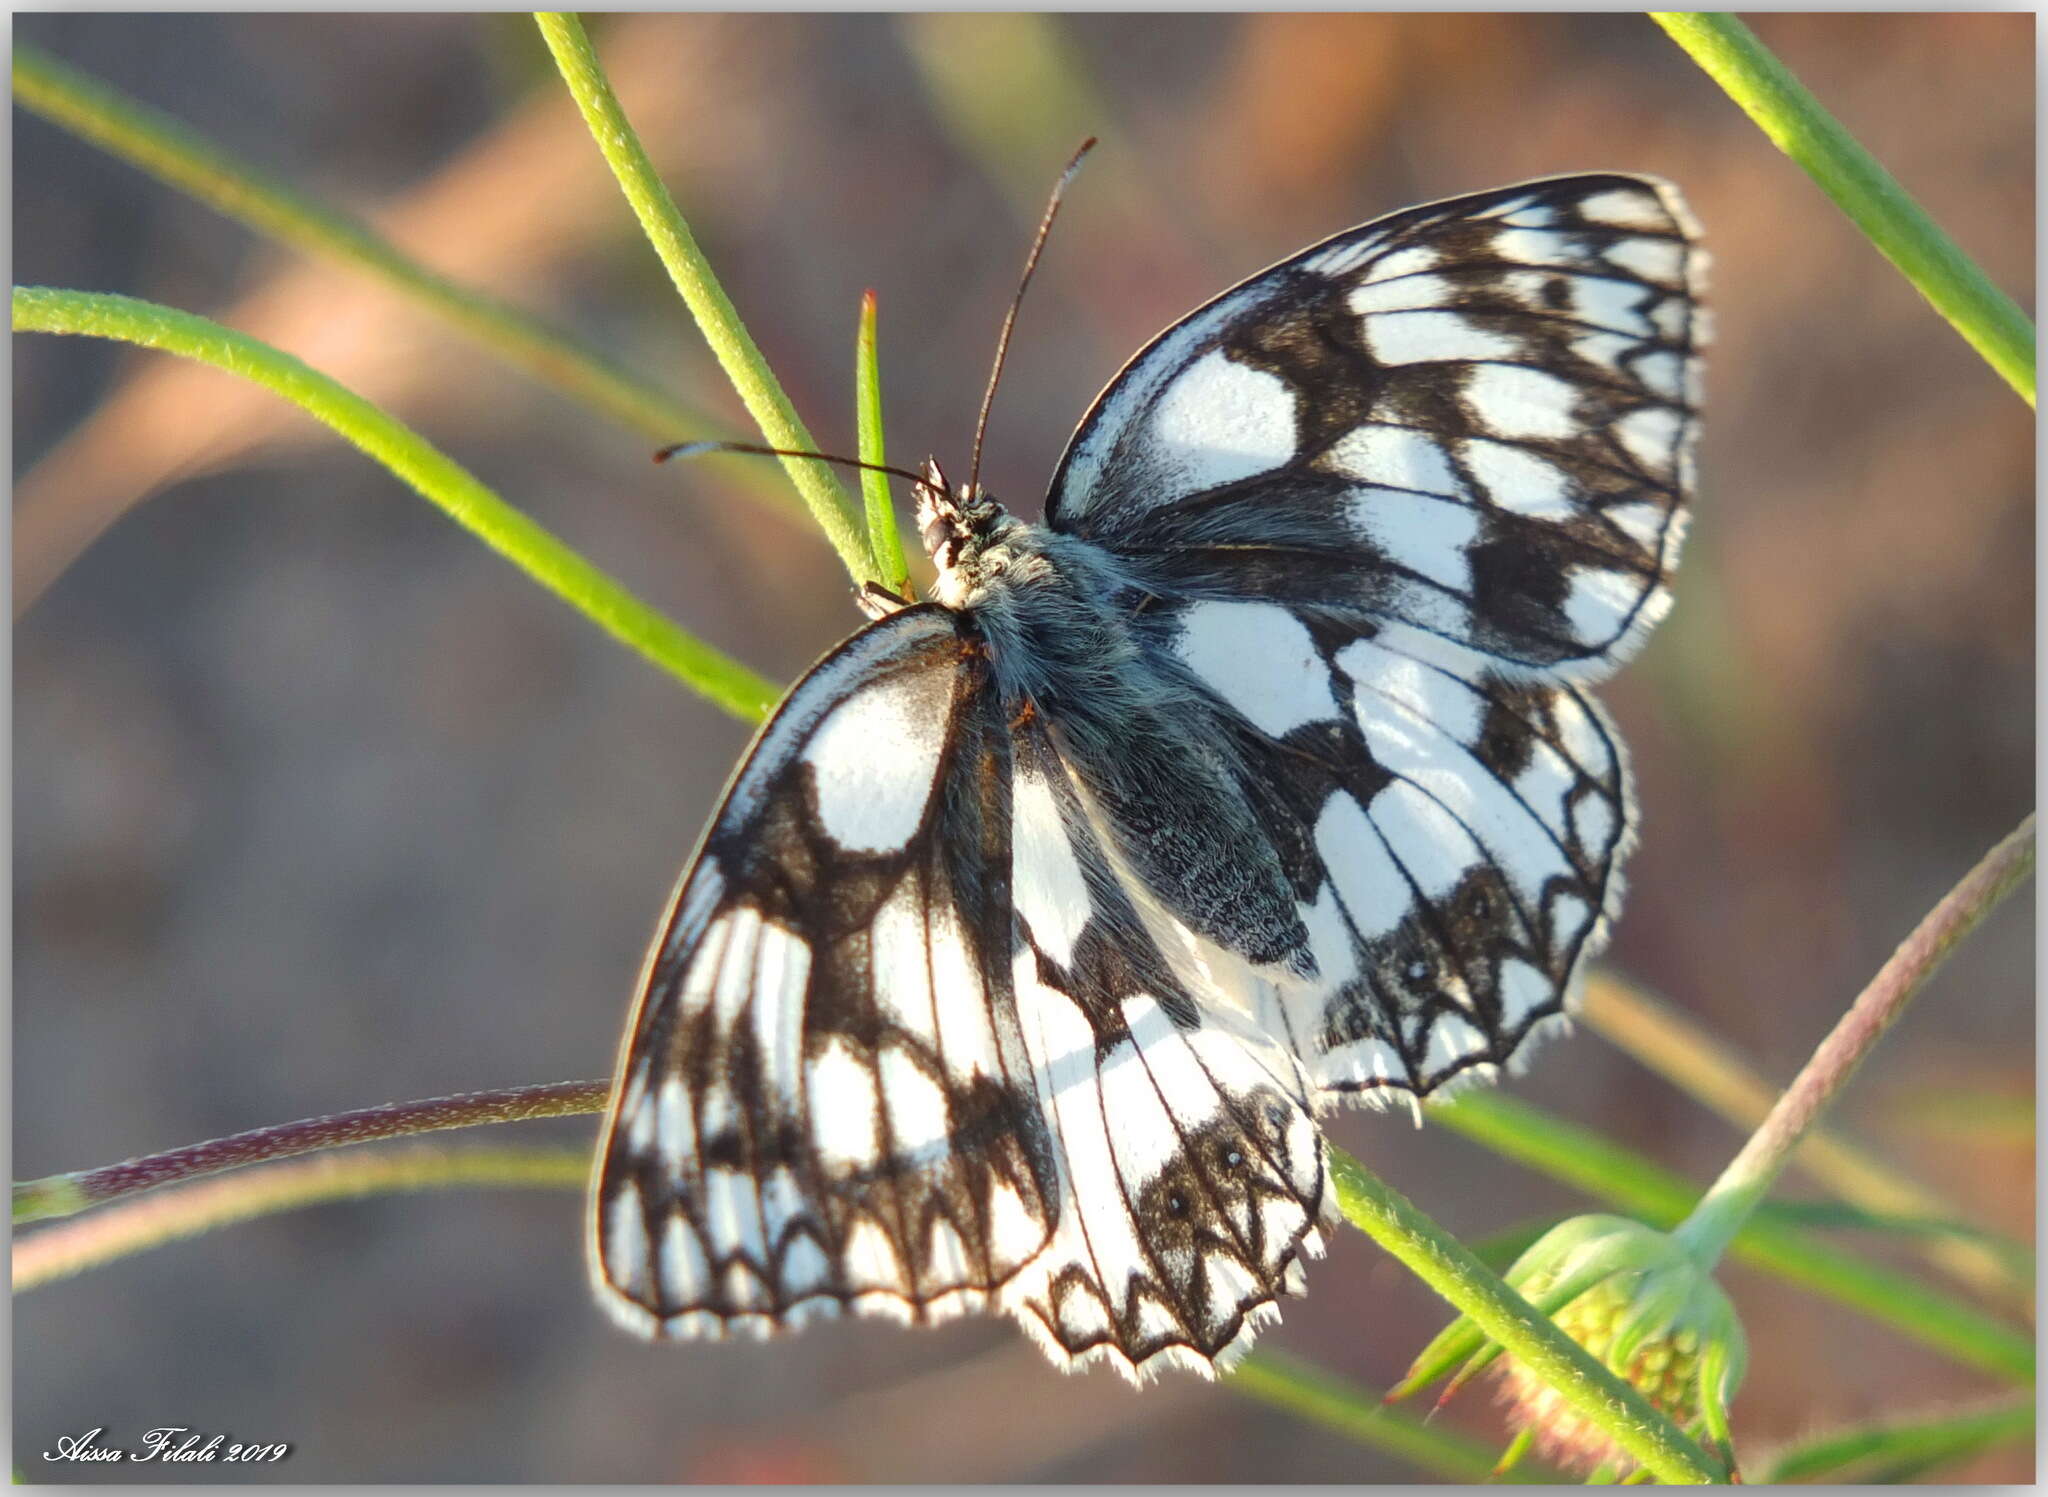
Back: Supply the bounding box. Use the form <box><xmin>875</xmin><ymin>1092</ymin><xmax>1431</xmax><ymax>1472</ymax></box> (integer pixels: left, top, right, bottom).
<box><xmin>14</xmin><ymin>12</ymin><xmax>2032</xmax><ymax>1483</ymax></box>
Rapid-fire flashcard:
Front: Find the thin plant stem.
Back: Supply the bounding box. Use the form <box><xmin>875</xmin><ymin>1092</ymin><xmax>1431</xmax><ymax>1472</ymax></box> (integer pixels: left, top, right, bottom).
<box><xmin>14</xmin><ymin>1146</ymin><xmax>590</xmax><ymax>1292</ymax></box>
<box><xmin>1672</xmin><ymin>815</ymin><xmax>2035</xmax><ymax>1266</ymax></box>
<box><xmin>855</xmin><ymin>290</ymin><xmax>910</xmax><ymax>594</ymax></box>
<box><xmin>1436</xmin><ymin>1091</ymin><xmax>2035</xmax><ymax>1384</ymax></box>
<box><xmin>14</xmin><ymin>287</ymin><xmax>780</xmax><ymax>723</ymax></box>
<box><xmin>14</xmin><ymin>1081</ymin><xmax>612</xmax><ymax>1224</ymax></box>
<box><xmin>1583</xmin><ymin>971</ymin><xmax>2030</xmax><ymax>1310</ymax></box>
<box><xmin>1650</xmin><ymin>13</ymin><xmax>2034</xmax><ymax>405</ymax></box>
<box><xmin>11</xmin><ymin>42</ymin><xmax>754</xmax><ymax>455</ymax></box>
<box><xmin>1757</xmin><ymin>1394</ymin><xmax>2033</xmax><ymax>1483</ymax></box>
<box><xmin>1228</xmin><ymin>1351</ymin><xmax>1559</xmax><ymax>1483</ymax></box>
<box><xmin>533</xmin><ymin>11</ymin><xmax>877</xmax><ymax>582</ymax></box>
<box><xmin>1324</xmin><ymin>1149</ymin><xmax>1728</xmax><ymax>1484</ymax></box>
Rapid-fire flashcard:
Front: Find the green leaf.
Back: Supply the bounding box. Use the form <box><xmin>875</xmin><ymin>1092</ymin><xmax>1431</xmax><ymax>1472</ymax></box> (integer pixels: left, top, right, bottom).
<box><xmin>1760</xmin><ymin>1396</ymin><xmax>2032</xmax><ymax>1483</ymax></box>
<box><xmin>855</xmin><ymin>291</ymin><xmax>911</xmax><ymax>595</ymax></box>
<box><xmin>1227</xmin><ymin>1352</ymin><xmax>1559</xmax><ymax>1483</ymax></box>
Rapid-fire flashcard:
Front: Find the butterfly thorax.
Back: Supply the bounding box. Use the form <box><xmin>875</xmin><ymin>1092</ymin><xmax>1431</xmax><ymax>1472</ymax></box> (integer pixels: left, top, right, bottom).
<box><xmin>915</xmin><ymin>459</ymin><xmax>1154</xmax><ymax>720</ymax></box>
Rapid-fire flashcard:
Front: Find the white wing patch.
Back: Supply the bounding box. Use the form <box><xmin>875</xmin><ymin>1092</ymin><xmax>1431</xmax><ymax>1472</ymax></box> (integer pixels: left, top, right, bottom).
<box><xmin>1171</xmin><ymin>600</ymin><xmax>1340</xmax><ymax>739</ymax></box>
<box><xmin>802</xmin><ymin>657</ymin><xmax>954</xmax><ymax>853</ymax></box>
<box><xmin>1146</xmin><ymin>350</ymin><xmax>1298</xmax><ymax>499</ymax></box>
<box><xmin>1001</xmin><ymin>743</ymin><xmax>1328</xmax><ymax>1381</ymax></box>
<box><xmin>594</xmin><ymin>609</ymin><xmax>1065</xmax><ymax>1345</ymax></box>
<box><xmin>1004</xmin><ymin>957</ymin><xmax>1326</xmax><ymax>1383</ymax></box>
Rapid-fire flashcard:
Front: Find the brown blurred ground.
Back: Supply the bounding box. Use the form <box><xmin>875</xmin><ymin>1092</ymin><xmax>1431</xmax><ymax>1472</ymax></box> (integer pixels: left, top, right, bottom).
<box><xmin>13</xmin><ymin>13</ymin><xmax>2033</xmax><ymax>1483</ymax></box>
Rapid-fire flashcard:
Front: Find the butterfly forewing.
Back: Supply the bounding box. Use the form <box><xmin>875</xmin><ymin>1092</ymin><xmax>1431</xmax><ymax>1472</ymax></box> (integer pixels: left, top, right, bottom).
<box><xmin>1047</xmin><ymin>173</ymin><xmax>1702</xmax><ymax>681</ymax></box>
<box><xmin>594</xmin><ymin>607</ymin><xmax>1062</xmax><ymax>1336</ymax></box>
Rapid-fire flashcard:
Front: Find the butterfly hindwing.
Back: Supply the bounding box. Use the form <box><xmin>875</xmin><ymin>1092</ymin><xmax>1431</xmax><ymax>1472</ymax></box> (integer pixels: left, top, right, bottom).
<box><xmin>1048</xmin><ymin>173</ymin><xmax>1702</xmax><ymax>681</ymax></box>
<box><xmin>1003</xmin><ymin>731</ymin><xmax>1325</xmax><ymax>1377</ymax></box>
<box><xmin>1023</xmin><ymin>590</ymin><xmax>1625</xmax><ymax>1104</ymax></box>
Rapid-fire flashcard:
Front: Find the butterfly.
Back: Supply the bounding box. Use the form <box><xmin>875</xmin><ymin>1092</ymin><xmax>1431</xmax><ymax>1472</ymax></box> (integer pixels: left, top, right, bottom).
<box><xmin>590</xmin><ymin>173</ymin><xmax>1703</xmax><ymax>1382</ymax></box>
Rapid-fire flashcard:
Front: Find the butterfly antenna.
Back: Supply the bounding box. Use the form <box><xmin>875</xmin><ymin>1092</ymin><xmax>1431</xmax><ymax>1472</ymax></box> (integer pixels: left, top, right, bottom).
<box><xmin>966</xmin><ymin>137</ymin><xmax>1097</xmax><ymax>501</ymax></box>
<box><xmin>656</xmin><ymin>440</ymin><xmax>946</xmax><ymax>501</ymax></box>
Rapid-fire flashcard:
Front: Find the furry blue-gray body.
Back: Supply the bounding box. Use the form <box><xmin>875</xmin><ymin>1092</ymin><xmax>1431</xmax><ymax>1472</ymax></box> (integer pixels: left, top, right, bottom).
<box><xmin>938</xmin><ymin>505</ymin><xmax>1313</xmax><ymax>971</ymax></box>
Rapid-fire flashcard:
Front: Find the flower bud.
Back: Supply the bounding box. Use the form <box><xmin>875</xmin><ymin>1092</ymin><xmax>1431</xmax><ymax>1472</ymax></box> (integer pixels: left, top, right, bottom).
<box><xmin>1395</xmin><ymin>1214</ymin><xmax>1745</xmax><ymax>1477</ymax></box>
<box><xmin>1490</xmin><ymin>1217</ymin><xmax>1745</xmax><ymax>1474</ymax></box>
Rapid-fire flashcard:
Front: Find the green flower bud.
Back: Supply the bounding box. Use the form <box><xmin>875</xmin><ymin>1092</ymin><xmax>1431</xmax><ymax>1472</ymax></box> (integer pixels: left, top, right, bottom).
<box><xmin>1486</xmin><ymin>1216</ymin><xmax>1747</xmax><ymax>1475</ymax></box>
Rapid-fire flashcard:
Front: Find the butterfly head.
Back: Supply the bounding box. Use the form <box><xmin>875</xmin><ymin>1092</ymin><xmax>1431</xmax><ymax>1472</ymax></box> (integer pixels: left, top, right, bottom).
<box><xmin>916</xmin><ymin>457</ymin><xmax>1016</xmax><ymax>609</ymax></box>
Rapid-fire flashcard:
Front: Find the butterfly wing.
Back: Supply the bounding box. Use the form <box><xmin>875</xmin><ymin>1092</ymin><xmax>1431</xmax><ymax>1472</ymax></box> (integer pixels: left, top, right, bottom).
<box><xmin>1113</xmin><ymin>596</ymin><xmax>1632</xmax><ymax>1098</ymax></box>
<box><xmin>1000</xmin><ymin>724</ymin><xmax>1324</xmax><ymax>1378</ymax></box>
<box><xmin>1036</xmin><ymin>175</ymin><xmax>1700</xmax><ymax>1097</ymax></box>
<box><xmin>594</xmin><ymin>606</ymin><xmax>1062</xmax><ymax>1338</ymax></box>
<box><xmin>1047</xmin><ymin>173</ymin><xmax>1703</xmax><ymax>681</ymax></box>
<box><xmin>594</xmin><ymin>606</ymin><xmax>1325</xmax><ymax>1378</ymax></box>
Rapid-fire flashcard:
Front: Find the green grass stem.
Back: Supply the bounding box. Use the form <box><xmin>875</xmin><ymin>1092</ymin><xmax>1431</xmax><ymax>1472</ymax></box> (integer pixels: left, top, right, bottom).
<box><xmin>14</xmin><ymin>1147</ymin><xmax>589</xmax><ymax>1292</ymax></box>
<box><xmin>14</xmin><ymin>287</ymin><xmax>779</xmax><ymax>722</ymax></box>
<box><xmin>1229</xmin><ymin>1351</ymin><xmax>1558</xmax><ymax>1482</ymax></box>
<box><xmin>855</xmin><ymin>291</ymin><xmax>910</xmax><ymax>593</ymax></box>
<box><xmin>533</xmin><ymin>12</ymin><xmax>878</xmax><ymax>582</ymax></box>
<box><xmin>1650</xmin><ymin>13</ymin><xmax>2034</xmax><ymax>405</ymax></box>
<box><xmin>10</xmin><ymin>42</ymin><xmax>760</xmax><ymax>455</ymax></box>
<box><xmin>1758</xmin><ymin>1394</ymin><xmax>2032</xmax><ymax>1483</ymax></box>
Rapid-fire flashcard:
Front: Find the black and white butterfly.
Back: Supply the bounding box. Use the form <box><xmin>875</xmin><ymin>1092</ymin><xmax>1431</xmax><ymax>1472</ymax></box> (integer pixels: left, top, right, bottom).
<box><xmin>592</xmin><ymin>174</ymin><xmax>1704</xmax><ymax>1382</ymax></box>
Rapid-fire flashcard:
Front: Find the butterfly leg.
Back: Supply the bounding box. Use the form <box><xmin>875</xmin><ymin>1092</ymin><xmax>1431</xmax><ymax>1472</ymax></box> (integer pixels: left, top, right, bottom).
<box><xmin>855</xmin><ymin>580</ymin><xmax>914</xmax><ymax>620</ymax></box>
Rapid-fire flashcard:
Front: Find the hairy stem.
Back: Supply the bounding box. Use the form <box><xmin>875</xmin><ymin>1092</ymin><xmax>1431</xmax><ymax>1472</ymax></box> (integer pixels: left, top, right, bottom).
<box><xmin>1673</xmin><ymin>814</ymin><xmax>2035</xmax><ymax>1265</ymax></box>
<box><xmin>1326</xmin><ymin>1149</ymin><xmax>1727</xmax><ymax>1483</ymax></box>
<box><xmin>1584</xmin><ymin>972</ymin><xmax>2029</xmax><ymax>1309</ymax></box>
<box><xmin>15</xmin><ymin>1080</ymin><xmax>612</xmax><ymax>1224</ymax></box>
<box><xmin>13</xmin><ymin>287</ymin><xmax>779</xmax><ymax>722</ymax></box>
<box><xmin>534</xmin><ymin>11</ymin><xmax>877</xmax><ymax>582</ymax></box>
